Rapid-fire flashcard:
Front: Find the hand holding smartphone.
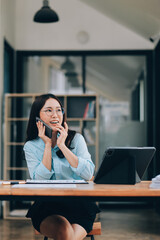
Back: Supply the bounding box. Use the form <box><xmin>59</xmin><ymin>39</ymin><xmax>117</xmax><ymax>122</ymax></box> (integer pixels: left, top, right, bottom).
<box><xmin>36</xmin><ymin>117</ymin><xmax>52</xmax><ymax>139</ymax></box>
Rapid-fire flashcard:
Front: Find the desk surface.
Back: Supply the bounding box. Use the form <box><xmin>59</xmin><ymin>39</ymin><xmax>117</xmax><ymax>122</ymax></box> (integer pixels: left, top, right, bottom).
<box><xmin>0</xmin><ymin>181</ymin><xmax>160</xmax><ymax>198</ymax></box>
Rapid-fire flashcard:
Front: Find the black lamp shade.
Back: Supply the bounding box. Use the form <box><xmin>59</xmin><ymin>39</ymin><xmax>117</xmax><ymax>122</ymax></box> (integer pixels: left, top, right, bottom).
<box><xmin>34</xmin><ymin>1</ymin><xmax>59</xmax><ymax>23</ymax></box>
<box><xmin>61</xmin><ymin>57</ymin><xmax>75</xmax><ymax>71</ymax></box>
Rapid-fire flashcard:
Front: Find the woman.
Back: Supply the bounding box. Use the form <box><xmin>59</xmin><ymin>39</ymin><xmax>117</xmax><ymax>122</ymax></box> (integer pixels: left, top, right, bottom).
<box><xmin>24</xmin><ymin>93</ymin><xmax>100</xmax><ymax>240</ymax></box>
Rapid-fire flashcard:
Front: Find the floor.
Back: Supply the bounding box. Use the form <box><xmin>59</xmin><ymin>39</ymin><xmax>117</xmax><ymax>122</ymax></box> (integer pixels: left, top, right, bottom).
<box><xmin>0</xmin><ymin>203</ymin><xmax>160</xmax><ymax>240</ymax></box>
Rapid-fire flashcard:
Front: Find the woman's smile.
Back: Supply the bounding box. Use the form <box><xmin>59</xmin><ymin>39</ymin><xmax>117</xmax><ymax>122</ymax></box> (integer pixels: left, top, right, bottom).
<box><xmin>50</xmin><ymin>121</ymin><xmax>59</xmax><ymax>125</ymax></box>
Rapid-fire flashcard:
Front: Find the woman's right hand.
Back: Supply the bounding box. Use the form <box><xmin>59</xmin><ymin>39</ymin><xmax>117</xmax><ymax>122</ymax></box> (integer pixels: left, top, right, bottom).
<box><xmin>36</xmin><ymin>121</ymin><xmax>52</xmax><ymax>146</ymax></box>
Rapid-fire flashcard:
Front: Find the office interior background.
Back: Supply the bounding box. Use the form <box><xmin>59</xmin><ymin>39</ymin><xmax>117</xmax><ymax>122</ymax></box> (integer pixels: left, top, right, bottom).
<box><xmin>1</xmin><ymin>0</ymin><xmax>160</xmax><ymax>220</ymax></box>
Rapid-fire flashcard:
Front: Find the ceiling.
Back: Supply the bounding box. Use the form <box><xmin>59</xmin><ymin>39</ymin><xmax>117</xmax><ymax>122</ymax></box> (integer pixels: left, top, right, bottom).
<box><xmin>80</xmin><ymin>0</ymin><xmax>160</xmax><ymax>43</ymax></box>
<box><xmin>78</xmin><ymin>0</ymin><xmax>158</xmax><ymax>100</ymax></box>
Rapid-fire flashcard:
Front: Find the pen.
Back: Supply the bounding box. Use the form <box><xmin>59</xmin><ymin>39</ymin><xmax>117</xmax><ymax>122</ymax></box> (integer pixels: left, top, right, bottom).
<box><xmin>2</xmin><ymin>181</ymin><xmax>26</xmax><ymax>185</ymax></box>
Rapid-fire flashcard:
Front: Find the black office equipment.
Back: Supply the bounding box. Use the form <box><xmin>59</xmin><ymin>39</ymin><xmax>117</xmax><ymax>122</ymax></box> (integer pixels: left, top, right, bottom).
<box><xmin>94</xmin><ymin>147</ymin><xmax>156</xmax><ymax>184</ymax></box>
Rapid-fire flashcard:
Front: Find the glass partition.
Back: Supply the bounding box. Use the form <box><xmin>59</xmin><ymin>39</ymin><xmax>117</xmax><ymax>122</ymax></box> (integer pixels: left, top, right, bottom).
<box><xmin>23</xmin><ymin>56</ymin><xmax>83</xmax><ymax>94</ymax></box>
<box><xmin>86</xmin><ymin>55</ymin><xmax>147</xmax><ymax>164</ymax></box>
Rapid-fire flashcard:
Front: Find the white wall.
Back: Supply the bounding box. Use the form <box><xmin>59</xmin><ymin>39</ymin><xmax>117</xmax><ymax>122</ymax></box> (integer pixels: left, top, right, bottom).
<box><xmin>2</xmin><ymin>0</ymin><xmax>15</xmax><ymax>48</ymax></box>
<box><xmin>0</xmin><ymin>0</ymin><xmax>15</xmax><ymax>182</ymax></box>
<box><xmin>0</xmin><ymin>0</ymin><xmax>15</xmax><ymax>211</ymax></box>
<box><xmin>0</xmin><ymin>0</ymin><xmax>3</xmax><ymax>183</ymax></box>
<box><xmin>15</xmin><ymin>0</ymin><xmax>154</xmax><ymax>50</ymax></box>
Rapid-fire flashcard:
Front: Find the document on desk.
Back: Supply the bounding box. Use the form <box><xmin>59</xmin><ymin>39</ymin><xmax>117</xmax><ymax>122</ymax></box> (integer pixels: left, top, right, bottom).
<box><xmin>12</xmin><ymin>184</ymin><xmax>76</xmax><ymax>189</ymax></box>
<box><xmin>26</xmin><ymin>179</ymin><xmax>88</xmax><ymax>184</ymax></box>
<box><xmin>150</xmin><ymin>174</ymin><xmax>160</xmax><ymax>189</ymax></box>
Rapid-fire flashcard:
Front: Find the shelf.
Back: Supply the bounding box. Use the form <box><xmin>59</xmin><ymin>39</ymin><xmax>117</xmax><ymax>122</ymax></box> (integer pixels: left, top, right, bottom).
<box><xmin>9</xmin><ymin>209</ymin><xmax>28</xmax><ymax>218</ymax></box>
<box><xmin>87</xmin><ymin>143</ymin><xmax>96</xmax><ymax>146</ymax></box>
<box><xmin>6</xmin><ymin>118</ymin><xmax>96</xmax><ymax>122</ymax></box>
<box><xmin>7</xmin><ymin>142</ymin><xmax>24</xmax><ymax>146</ymax></box>
<box><xmin>4</xmin><ymin>216</ymin><xmax>29</xmax><ymax>220</ymax></box>
<box><xmin>6</xmin><ymin>167</ymin><xmax>28</xmax><ymax>171</ymax></box>
<box><xmin>6</xmin><ymin>118</ymin><xmax>29</xmax><ymax>121</ymax></box>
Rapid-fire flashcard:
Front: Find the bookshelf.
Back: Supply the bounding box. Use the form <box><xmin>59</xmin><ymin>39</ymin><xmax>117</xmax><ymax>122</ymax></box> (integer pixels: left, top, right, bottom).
<box><xmin>3</xmin><ymin>93</ymin><xmax>99</xmax><ymax>219</ymax></box>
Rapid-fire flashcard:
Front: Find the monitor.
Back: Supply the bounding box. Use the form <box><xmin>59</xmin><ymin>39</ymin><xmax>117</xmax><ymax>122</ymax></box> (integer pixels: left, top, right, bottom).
<box><xmin>94</xmin><ymin>147</ymin><xmax>156</xmax><ymax>184</ymax></box>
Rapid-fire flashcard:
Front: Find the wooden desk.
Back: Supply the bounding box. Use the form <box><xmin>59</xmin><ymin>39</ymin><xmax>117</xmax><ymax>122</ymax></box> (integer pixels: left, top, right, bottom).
<box><xmin>1</xmin><ymin>181</ymin><xmax>160</xmax><ymax>201</ymax></box>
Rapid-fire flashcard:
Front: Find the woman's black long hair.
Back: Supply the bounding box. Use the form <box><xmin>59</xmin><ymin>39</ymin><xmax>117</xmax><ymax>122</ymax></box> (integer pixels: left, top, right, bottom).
<box><xmin>26</xmin><ymin>93</ymin><xmax>76</xmax><ymax>158</ymax></box>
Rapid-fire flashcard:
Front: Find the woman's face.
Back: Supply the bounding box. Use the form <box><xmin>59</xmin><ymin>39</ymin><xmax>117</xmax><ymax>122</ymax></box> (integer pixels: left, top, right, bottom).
<box><xmin>39</xmin><ymin>98</ymin><xmax>63</xmax><ymax>131</ymax></box>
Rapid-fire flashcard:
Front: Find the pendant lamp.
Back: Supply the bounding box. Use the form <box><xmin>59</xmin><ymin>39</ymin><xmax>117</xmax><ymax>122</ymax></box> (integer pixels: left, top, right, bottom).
<box><xmin>61</xmin><ymin>57</ymin><xmax>80</xmax><ymax>87</ymax></box>
<box><xmin>33</xmin><ymin>0</ymin><xmax>59</xmax><ymax>23</ymax></box>
<box><xmin>61</xmin><ymin>57</ymin><xmax>75</xmax><ymax>72</ymax></box>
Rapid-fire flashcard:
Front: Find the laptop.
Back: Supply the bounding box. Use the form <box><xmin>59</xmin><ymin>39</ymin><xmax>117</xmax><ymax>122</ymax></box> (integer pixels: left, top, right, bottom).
<box><xmin>26</xmin><ymin>179</ymin><xmax>88</xmax><ymax>184</ymax></box>
<box><xmin>94</xmin><ymin>147</ymin><xmax>156</xmax><ymax>184</ymax></box>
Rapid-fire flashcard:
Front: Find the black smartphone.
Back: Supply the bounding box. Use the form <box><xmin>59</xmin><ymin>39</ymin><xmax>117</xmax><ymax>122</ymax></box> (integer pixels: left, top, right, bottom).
<box><xmin>36</xmin><ymin>117</ymin><xmax>52</xmax><ymax>139</ymax></box>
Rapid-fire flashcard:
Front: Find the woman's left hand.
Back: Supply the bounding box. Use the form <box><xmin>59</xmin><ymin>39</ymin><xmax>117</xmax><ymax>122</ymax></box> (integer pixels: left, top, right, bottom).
<box><xmin>56</xmin><ymin>122</ymin><xmax>68</xmax><ymax>149</ymax></box>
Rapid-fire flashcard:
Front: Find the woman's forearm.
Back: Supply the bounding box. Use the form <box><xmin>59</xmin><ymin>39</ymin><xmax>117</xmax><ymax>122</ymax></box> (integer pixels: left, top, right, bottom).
<box><xmin>60</xmin><ymin>144</ymin><xmax>78</xmax><ymax>168</ymax></box>
<box><xmin>42</xmin><ymin>143</ymin><xmax>52</xmax><ymax>171</ymax></box>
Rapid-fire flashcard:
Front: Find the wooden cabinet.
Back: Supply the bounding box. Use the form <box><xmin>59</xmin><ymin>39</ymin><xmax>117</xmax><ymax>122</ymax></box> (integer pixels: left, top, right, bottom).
<box><xmin>3</xmin><ymin>93</ymin><xmax>99</xmax><ymax>219</ymax></box>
